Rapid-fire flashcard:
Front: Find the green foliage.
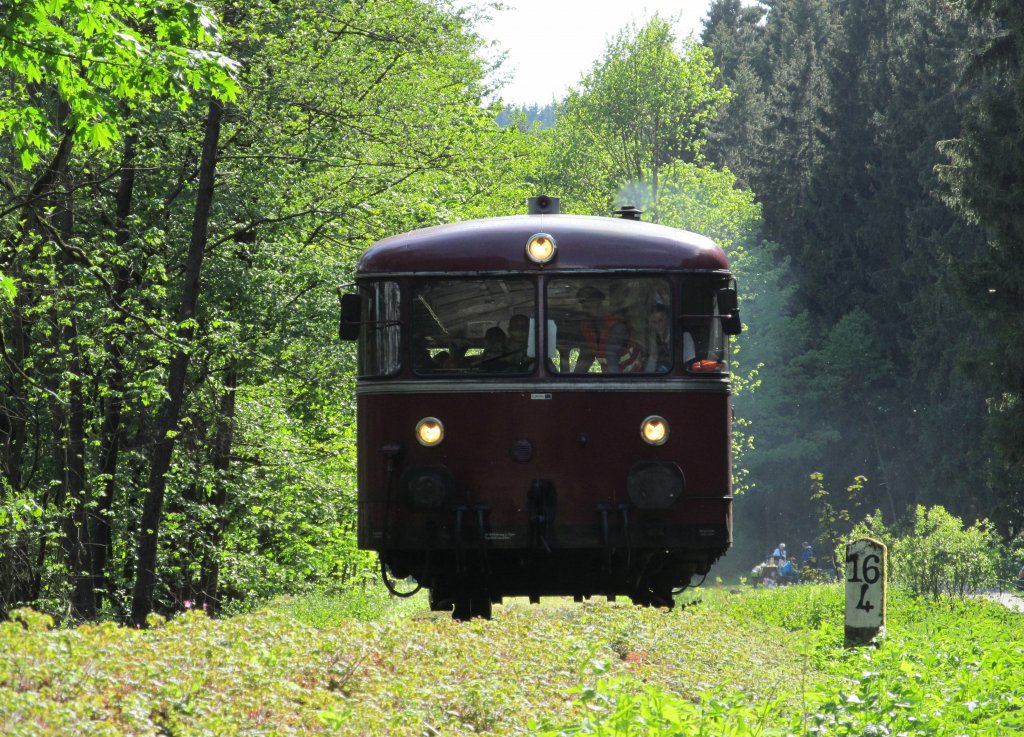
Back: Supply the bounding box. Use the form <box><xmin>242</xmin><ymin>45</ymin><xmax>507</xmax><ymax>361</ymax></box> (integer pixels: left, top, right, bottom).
<box><xmin>936</xmin><ymin>0</ymin><xmax>1024</xmax><ymax>516</ymax></box>
<box><xmin>0</xmin><ymin>487</ymin><xmax>47</xmax><ymax>614</ymax></box>
<box><xmin>6</xmin><ymin>607</ymin><xmax>54</xmax><ymax>631</ymax></box>
<box><xmin>810</xmin><ymin>476</ymin><xmax>1002</xmax><ymax>599</ymax></box>
<box><xmin>0</xmin><ymin>0</ymin><xmax>239</xmax><ymax>168</ymax></box>
<box><xmin>543</xmin><ymin>587</ymin><xmax>1024</xmax><ymax>737</ymax></box>
<box><xmin>655</xmin><ymin>160</ymin><xmax>760</xmax><ymax>255</ymax></box>
<box><xmin>0</xmin><ymin>0</ymin><xmax>541</xmax><ymax>620</ymax></box>
<box><xmin>809</xmin><ymin>471</ymin><xmax>868</xmax><ymax>576</ymax></box>
<box><xmin>0</xmin><ymin>270</ymin><xmax>14</xmax><ymax>301</ymax></box>
<box><xmin>272</xmin><ymin>583</ymin><xmax>428</xmax><ymax>625</ymax></box>
<box><xmin>802</xmin><ymin>310</ymin><xmax>894</xmax><ymax>403</ymax></box>
<box><xmin>540</xmin><ymin>16</ymin><xmax>728</xmax><ymax>217</ymax></box>
<box><xmin>714</xmin><ymin>582</ymin><xmax>846</xmax><ymax>636</ymax></box>
<box><xmin>496</xmin><ymin>104</ymin><xmax>557</xmax><ymax>130</ymax></box>
<box><xmin>708</xmin><ymin>0</ymin><xmax>1000</xmax><ymax>565</ymax></box>
<box><xmin>3</xmin><ymin>587</ymin><xmax>1024</xmax><ymax>735</ymax></box>
<box><xmin>533</xmin><ymin>675</ymin><xmax>786</xmax><ymax>737</ymax></box>
<box><xmin>878</xmin><ymin>505</ymin><xmax>1001</xmax><ymax>599</ymax></box>
<box><xmin>0</xmin><ymin>596</ymin><xmax>813</xmax><ymax>736</ymax></box>
<box><xmin>802</xmin><ymin>590</ymin><xmax>1024</xmax><ymax>736</ymax></box>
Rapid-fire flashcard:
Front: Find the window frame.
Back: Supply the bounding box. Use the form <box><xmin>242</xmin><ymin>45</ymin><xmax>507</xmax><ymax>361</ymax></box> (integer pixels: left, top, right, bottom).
<box><xmin>680</xmin><ymin>273</ymin><xmax>731</xmax><ymax>375</ymax></box>
<box><xmin>408</xmin><ymin>276</ymin><xmax>539</xmax><ymax>378</ymax></box>
<box><xmin>357</xmin><ymin>280</ymin><xmax>402</xmax><ymax>378</ymax></box>
<box><xmin>544</xmin><ymin>275</ymin><xmax>675</xmax><ymax>377</ymax></box>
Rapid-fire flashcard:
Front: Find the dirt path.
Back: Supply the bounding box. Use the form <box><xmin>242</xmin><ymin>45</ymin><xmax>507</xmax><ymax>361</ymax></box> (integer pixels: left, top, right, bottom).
<box><xmin>984</xmin><ymin>591</ymin><xmax>1024</xmax><ymax>612</ymax></box>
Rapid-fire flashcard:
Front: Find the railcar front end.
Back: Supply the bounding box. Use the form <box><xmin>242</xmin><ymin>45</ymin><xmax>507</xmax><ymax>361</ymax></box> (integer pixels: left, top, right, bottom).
<box><xmin>340</xmin><ymin>198</ymin><xmax>740</xmax><ymax>619</ymax></box>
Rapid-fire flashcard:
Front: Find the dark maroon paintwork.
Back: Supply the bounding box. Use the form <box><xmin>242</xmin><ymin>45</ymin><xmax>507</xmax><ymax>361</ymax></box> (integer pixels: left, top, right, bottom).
<box><xmin>358</xmin><ymin>388</ymin><xmax>731</xmax><ymax>548</ymax></box>
<box><xmin>358</xmin><ymin>214</ymin><xmax>729</xmax><ymax>274</ymax></box>
<box><xmin>352</xmin><ymin>211</ymin><xmax>736</xmax><ymax>616</ymax></box>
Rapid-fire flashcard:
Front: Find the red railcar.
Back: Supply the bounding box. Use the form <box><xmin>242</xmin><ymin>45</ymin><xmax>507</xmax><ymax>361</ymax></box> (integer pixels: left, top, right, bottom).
<box><xmin>340</xmin><ymin>196</ymin><xmax>740</xmax><ymax>619</ymax></box>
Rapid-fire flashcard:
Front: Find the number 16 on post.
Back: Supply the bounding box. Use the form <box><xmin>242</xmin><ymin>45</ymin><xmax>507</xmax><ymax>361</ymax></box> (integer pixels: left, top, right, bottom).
<box><xmin>844</xmin><ymin>538</ymin><xmax>886</xmax><ymax>647</ymax></box>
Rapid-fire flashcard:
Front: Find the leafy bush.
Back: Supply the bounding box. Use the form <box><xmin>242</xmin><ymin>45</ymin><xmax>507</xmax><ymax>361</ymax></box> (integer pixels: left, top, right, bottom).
<box><xmin>856</xmin><ymin>505</ymin><xmax>1001</xmax><ymax>599</ymax></box>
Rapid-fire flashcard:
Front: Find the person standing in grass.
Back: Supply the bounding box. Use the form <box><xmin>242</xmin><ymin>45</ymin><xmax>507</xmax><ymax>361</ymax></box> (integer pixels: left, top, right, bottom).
<box><xmin>800</xmin><ymin>541</ymin><xmax>816</xmax><ymax>568</ymax></box>
<box><xmin>771</xmin><ymin>542</ymin><xmax>786</xmax><ymax>565</ymax></box>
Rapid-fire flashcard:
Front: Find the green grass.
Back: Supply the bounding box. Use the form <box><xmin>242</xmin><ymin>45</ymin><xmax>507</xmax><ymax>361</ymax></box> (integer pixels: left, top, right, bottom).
<box><xmin>271</xmin><ymin>582</ymin><xmax>430</xmax><ymax>626</ymax></box>
<box><xmin>1</xmin><ymin>584</ymin><xmax>1022</xmax><ymax>736</ymax></box>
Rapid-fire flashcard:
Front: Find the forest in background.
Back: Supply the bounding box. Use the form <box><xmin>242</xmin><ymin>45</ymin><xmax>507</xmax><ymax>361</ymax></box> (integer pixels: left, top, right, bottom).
<box><xmin>2</xmin><ymin>0</ymin><xmax>1023</xmax><ymax>621</ymax></box>
<box><xmin>700</xmin><ymin>0</ymin><xmax>1023</xmax><ymax>570</ymax></box>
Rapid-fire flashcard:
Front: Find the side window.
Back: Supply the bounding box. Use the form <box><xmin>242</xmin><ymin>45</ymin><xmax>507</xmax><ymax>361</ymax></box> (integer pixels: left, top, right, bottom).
<box><xmin>546</xmin><ymin>277</ymin><xmax>671</xmax><ymax>374</ymax></box>
<box><xmin>681</xmin><ymin>276</ymin><xmax>729</xmax><ymax>374</ymax></box>
<box><xmin>411</xmin><ymin>278</ymin><xmax>536</xmax><ymax>376</ymax></box>
<box><xmin>358</xmin><ymin>281</ymin><xmax>401</xmax><ymax>377</ymax></box>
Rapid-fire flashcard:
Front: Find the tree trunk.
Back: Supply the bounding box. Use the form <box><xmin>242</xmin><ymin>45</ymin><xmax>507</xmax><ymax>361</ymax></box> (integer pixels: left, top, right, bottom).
<box><xmin>132</xmin><ymin>98</ymin><xmax>224</xmax><ymax>626</ymax></box>
<box><xmin>92</xmin><ymin>133</ymin><xmax>139</xmax><ymax>612</ymax></box>
<box><xmin>48</xmin><ymin>116</ymin><xmax>95</xmax><ymax>619</ymax></box>
<box><xmin>58</xmin><ymin>319</ymin><xmax>93</xmax><ymax>619</ymax></box>
<box><xmin>199</xmin><ymin>362</ymin><xmax>239</xmax><ymax>614</ymax></box>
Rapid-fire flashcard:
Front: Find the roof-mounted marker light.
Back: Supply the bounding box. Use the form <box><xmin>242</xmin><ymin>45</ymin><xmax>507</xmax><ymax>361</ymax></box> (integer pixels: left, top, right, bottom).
<box><xmin>526</xmin><ymin>233</ymin><xmax>556</xmax><ymax>264</ymax></box>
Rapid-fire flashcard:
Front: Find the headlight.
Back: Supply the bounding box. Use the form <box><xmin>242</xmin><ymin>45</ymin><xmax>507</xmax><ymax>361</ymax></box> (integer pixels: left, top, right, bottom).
<box><xmin>640</xmin><ymin>415</ymin><xmax>669</xmax><ymax>446</ymax></box>
<box><xmin>416</xmin><ymin>417</ymin><xmax>444</xmax><ymax>447</ymax></box>
<box><xmin>526</xmin><ymin>233</ymin><xmax>556</xmax><ymax>263</ymax></box>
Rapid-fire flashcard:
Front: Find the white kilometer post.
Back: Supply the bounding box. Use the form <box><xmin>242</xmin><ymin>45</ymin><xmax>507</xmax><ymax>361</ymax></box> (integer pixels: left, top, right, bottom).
<box><xmin>844</xmin><ymin>538</ymin><xmax>886</xmax><ymax>647</ymax></box>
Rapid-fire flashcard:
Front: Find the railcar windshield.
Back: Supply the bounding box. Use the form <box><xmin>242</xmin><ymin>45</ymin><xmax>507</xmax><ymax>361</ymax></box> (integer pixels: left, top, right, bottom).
<box><xmin>546</xmin><ymin>275</ymin><xmax>729</xmax><ymax>375</ymax></box>
<box><xmin>546</xmin><ymin>277</ymin><xmax>672</xmax><ymax>374</ymax></box>
<box><xmin>411</xmin><ymin>278</ymin><xmax>537</xmax><ymax>375</ymax></box>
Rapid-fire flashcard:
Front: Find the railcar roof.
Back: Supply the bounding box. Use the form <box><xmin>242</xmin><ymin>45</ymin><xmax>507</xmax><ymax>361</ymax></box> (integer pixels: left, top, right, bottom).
<box><xmin>356</xmin><ymin>214</ymin><xmax>729</xmax><ymax>274</ymax></box>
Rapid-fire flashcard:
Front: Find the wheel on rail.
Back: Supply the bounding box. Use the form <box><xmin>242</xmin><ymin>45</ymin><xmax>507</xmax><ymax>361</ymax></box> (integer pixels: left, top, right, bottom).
<box><xmin>452</xmin><ymin>593</ymin><xmax>492</xmax><ymax>621</ymax></box>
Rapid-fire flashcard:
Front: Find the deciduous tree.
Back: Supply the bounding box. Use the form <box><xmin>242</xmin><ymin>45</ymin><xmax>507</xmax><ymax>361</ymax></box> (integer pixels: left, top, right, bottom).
<box><xmin>541</xmin><ymin>17</ymin><xmax>728</xmax><ymax>219</ymax></box>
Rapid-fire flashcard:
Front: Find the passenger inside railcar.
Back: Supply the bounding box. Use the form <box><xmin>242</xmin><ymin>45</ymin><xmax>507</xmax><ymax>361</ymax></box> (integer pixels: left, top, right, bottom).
<box><xmin>410</xmin><ymin>277</ymin><xmax>536</xmax><ymax>376</ymax></box>
<box><xmin>648</xmin><ymin>304</ymin><xmax>672</xmax><ymax>372</ymax></box>
<box><xmin>478</xmin><ymin>327</ymin><xmax>509</xmax><ymax>371</ymax></box>
<box><xmin>547</xmin><ymin>277</ymin><xmax>672</xmax><ymax>374</ymax></box>
<box><xmin>505</xmin><ymin>314</ymin><xmax>534</xmax><ymax>372</ymax></box>
<box><xmin>573</xmin><ymin>286</ymin><xmax>631</xmax><ymax>373</ymax></box>
<box><xmin>612</xmin><ymin>279</ymin><xmax>670</xmax><ymax>373</ymax></box>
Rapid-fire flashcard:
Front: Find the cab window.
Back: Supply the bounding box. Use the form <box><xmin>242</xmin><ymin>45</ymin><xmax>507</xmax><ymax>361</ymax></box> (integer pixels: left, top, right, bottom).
<box><xmin>411</xmin><ymin>278</ymin><xmax>536</xmax><ymax>376</ymax></box>
<box><xmin>358</xmin><ymin>281</ymin><xmax>401</xmax><ymax>377</ymax></box>
<box><xmin>546</xmin><ymin>277</ymin><xmax>672</xmax><ymax>374</ymax></box>
<box><xmin>681</xmin><ymin>275</ymin><xmax>730</xmax><ymax>374</ymax></box>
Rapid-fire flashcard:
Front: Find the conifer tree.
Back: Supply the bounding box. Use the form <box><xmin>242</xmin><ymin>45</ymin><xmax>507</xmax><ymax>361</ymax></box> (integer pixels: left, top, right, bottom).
<box><xmin>939</xmin><ymin>0</ymin><xmax>1024</xmax><ymax>520</ymax></box>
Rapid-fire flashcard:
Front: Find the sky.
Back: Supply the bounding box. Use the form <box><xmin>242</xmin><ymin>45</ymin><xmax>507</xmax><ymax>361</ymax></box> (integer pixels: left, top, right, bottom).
<box><xmin>472</xmin><ymin>1</ymin><xmax>716</xmax><ymax>107</ymax></box>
